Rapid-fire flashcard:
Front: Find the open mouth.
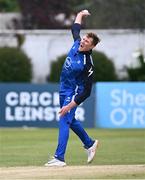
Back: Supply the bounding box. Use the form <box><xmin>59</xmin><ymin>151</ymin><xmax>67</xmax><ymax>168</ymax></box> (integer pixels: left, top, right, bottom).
<box><xmin>80</xmin><ymin>44</ymin><xmax>84</xmax><ymax>48</ymax></box>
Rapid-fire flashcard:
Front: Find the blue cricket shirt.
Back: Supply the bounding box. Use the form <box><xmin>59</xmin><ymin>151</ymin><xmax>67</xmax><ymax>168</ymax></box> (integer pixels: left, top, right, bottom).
<box><xmin>59</xmin><ymin>23</ymin><xmax>94</xmax><ymax>105</ymax></box>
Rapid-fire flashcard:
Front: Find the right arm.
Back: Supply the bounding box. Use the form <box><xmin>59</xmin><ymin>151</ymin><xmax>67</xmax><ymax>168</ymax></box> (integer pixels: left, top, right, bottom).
<box><xmin>74</xmin><ymin>10</ymin><xmax>90</xmax><ymax>24</ymax></box>
<box><xmin>71</xmin><ymin>10</ymin><xmax>90</xmax><ymax>41</ymax></box>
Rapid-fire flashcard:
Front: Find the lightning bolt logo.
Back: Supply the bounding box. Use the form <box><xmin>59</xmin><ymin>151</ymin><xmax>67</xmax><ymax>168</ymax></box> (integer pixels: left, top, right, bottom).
<box><xmin>88</xmin><ymin>67</ymin><xmax>93</xmax><ymax>77</ymax></box>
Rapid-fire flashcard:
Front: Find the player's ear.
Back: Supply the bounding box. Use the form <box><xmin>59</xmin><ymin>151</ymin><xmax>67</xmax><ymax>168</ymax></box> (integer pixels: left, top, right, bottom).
<box><xmin>90</xmin><ymin>44</ymin><xmax>95</xmax><ymax>50</ymax></box>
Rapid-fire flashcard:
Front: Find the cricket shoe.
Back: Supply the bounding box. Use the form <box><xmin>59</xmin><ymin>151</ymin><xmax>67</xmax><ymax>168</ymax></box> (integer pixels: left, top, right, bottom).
<box><xmin>44</xmin><ymin>157</ymin><xmax>66</xmax><ymax>167</ymax></box>
<box><xmin>87</xmin><ymin>140</ymin><xmax>99</xmax><ymax>163</ymax></box>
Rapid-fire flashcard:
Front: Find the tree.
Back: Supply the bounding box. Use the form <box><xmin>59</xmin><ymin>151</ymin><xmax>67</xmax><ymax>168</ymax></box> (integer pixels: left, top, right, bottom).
<box><xmin>85</xmin><ymin>0</ymin><xmax>145</xmax><ymax>29</ymax></box>
<box><xmin>18</xmin><ymin>0</ymin><xmax>73</xmax><ymax>29</ymax></box>
<box><xmin>0</xmin><ymin>47</ymin><xmax>32</xmax><ymax>82</ymax></box>
<box><xmin>48</xmin><ymin>51</ymin><xmax>118</xmax><ymax>82</ymax></box>
<box><xmin>1</xmin><ymin>0</ymin><xmax>145</xmax><ymax>29</ymax></box>
<box><xmin>92</xmin><ymin>51</ymin><xmax>118</xmax><ymax>82</ymax></box>
<box><xmin>0</xmin><ymin>0</ymin><xmax>19</xmax><ymax>12</ymax></box>
<box><xmin>126</xmin><ymin>53</ymin><xmax>145</xmax><ymax>81</ymax></box>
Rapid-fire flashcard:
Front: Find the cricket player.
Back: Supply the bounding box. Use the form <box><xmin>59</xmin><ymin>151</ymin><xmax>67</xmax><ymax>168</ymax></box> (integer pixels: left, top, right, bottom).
<box><xmin>45</xmin><ymin>10</ymin><xmax>100</xmax><ymax>167</ymax></box>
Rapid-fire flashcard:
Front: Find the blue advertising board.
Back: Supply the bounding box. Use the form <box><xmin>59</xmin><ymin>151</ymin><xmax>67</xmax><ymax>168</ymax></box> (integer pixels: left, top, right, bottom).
<box><xmin>96</xmin><ymin>82</ymin><xmax>145</xmax><ymax>128</ymax></box>
<box><xmin>0</xmin><ymin>83</ymin><xmax>95</xmax><ymax>128</ymax></box>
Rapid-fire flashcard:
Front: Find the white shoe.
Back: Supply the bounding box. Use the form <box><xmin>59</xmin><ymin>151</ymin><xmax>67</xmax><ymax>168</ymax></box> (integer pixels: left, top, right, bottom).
<box><xmin>87</xmin><ymin>140</ymin><xmax>99</xmax><ymax>163</ymax></box>
<box><xmin>44</xmin><ymin>157</ymin><xmax>66</xmax><ymax>167</ymax></box>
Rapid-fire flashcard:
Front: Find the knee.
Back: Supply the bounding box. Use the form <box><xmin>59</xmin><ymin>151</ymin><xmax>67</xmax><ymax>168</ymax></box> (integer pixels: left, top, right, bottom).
<box><xmin>59</xmin><ymin>117</ymin><xmax>70</xmax><ymax>128</ymax></box>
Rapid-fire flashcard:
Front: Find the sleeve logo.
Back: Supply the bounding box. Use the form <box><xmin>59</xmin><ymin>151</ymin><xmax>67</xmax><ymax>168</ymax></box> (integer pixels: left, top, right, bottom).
<box><xmin>64</xmin><ymin>57</ymin><xmax>71</xmax><ymax>70</ymax></box>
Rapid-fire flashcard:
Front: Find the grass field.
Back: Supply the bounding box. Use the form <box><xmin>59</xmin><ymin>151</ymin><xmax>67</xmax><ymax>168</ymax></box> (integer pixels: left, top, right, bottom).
<box><xmin>0</xmin><ymin>128</ymin><xmax>145</xmax><ymax>179</ymax></box>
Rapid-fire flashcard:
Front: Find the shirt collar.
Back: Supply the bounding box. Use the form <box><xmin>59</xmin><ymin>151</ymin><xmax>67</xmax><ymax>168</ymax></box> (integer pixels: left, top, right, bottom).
<box><xmin>79</xmin><ymin>49</ymin><xmax>92</xmax><ymax>55</ymax></box>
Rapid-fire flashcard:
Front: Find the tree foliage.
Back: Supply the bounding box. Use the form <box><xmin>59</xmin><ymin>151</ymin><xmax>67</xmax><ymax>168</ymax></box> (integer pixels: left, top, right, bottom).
<box><xmin>18</xmin><ymin>0</ymin><xmax>73</xmax><ymax>29</ymax></box>
<box><xmin>0</xmin><ymin>0</ymin><xmax>19</xmax><ymax>12</ymax></box>
<box><xmin>1</xmin><ymin>0</ymin><xmax>144</xmax><ymax>29</ymax></box>
<box><xmin>86</xmin><ymin>0</ymin><xmax>145</xmax><ymax>30</ymax></box>
<box><xmin>18</xmin><ymin>0</ymin><xmax>145</xmax><ymax>29</ymax></box>
<box><xmin>126</xmin><ymin>53</ymin><xmax>145</xmax><ymax>81</ymax></box>
<box><xmin>48</xmin><ymin>55</ymin><xmax>66</xmax><ymax>82</ymax></box>
<box><xmin>48</xmin><ymin>51</ymin><xmax>118</xmax><ymax>83</ymax></box>
<box><xmin>0</xmin><ymin>47</ymin><xmax>32</xmax><ymax>82</ymax></box>
<box><xmin>92</xmin><ymin>51</ymin><xmax>118</xmax><ymax>82</ymax></box>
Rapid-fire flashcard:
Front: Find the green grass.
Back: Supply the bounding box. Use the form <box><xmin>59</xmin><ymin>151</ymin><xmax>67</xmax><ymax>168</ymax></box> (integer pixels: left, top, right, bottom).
<box><xmin>0</xmin><ymin>128</ymin><xmax>145</xmax><ymax>167</ymax></box>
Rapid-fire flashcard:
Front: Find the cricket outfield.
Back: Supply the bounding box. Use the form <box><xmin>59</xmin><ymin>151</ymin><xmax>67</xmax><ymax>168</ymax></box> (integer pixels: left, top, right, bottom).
<box><xmin>0</xmin><ymin>128</ymin><xmax>145</xmax><ymax>179</ymax></box>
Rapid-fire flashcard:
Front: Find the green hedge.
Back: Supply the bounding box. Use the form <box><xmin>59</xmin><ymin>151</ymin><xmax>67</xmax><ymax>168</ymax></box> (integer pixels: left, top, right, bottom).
<box><xmin>0</xmin><ymin>0</ymin><xmax>19</xmax><ymax>12</ymax></box>
<box><xmin>92</xmin><ymin>51</ymin><xmax>118</xmax><ymax>82</ymax></box>
<box><xmin>126</xmin><ymin>53</ymin><xmax>145</xmax><ymax>81</ymax></box>
<box><xmin>0</xmin><ymin>47</ymin><xmax>32</xmax><ymax>82</ymax></box>
<box><xmin>48</xmin><ymin>51</ymin><xmax>118</xmax><ymax>82</ymax></box>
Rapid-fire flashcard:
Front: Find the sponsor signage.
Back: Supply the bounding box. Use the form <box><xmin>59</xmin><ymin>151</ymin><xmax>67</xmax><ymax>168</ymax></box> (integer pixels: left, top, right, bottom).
<box><xmin>96</xmin><ymin>82</ymin><xmax>145</xmax><ymax>128</ymax></box>
<box><xmin>0</xmin><ymin>83</ymin><xmax>95</xmax><ymax>127</ymax></box>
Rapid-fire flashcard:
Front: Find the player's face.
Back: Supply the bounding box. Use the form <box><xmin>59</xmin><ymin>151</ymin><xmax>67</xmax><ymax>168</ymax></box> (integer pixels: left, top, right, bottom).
<box><xmin>79</xmin><ymin>35</ymin><xmax>94</xmax><ymax>52</ymax></box>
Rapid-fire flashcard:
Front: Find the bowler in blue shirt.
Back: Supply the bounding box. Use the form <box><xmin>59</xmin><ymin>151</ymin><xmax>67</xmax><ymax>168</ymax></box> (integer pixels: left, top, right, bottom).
<box><xmin>45</xmin><ymin>10</ymin><xmax>100</xmax><ymax>167</ymax></box>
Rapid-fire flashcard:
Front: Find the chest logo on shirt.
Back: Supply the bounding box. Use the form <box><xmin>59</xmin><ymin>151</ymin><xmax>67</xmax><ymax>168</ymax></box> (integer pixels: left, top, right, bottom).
<box><xmin>77</xmin><ymin>60</ymin><xmax>81</xmax><ymax>64</ymax></box>
<box><xmin>64</xmin><ymin>57</ymin><xmax>71</xmax><ymax>70</ymax></box>
<box><xmin>88</xmin><ymin>67</ymin><xmax>93</xmax><ymax>77</ymax></box>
